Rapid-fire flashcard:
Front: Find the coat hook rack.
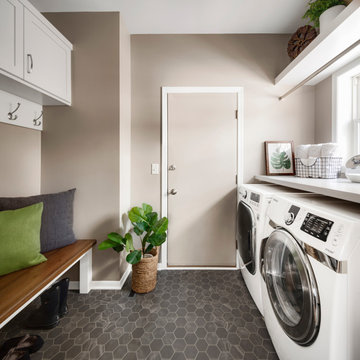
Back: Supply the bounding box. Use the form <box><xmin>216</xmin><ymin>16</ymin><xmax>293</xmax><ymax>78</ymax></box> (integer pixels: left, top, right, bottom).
<box><xmin>33</xmin><ymin>111</ymin><xmax>43</xmax><ymax>126</ymax></box>
<box><xmin>8</xmin><ymin>102</ymin><xmax>21</xmax><ymax>120</ymax></box>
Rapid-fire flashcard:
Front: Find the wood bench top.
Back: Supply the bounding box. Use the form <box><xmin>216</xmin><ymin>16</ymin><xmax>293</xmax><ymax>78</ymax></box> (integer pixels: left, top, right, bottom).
<box><xmin>0</xmin><ymin>239</ymin><xmax>96</xmax><ymax>326</ymax></box>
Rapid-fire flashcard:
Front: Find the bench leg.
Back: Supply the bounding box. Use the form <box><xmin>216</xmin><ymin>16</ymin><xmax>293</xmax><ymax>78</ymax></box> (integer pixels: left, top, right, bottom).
<box><xmin>80</xmin><ymin>249</ymin><xmax>92</xmax><ymax>294</ymax></box>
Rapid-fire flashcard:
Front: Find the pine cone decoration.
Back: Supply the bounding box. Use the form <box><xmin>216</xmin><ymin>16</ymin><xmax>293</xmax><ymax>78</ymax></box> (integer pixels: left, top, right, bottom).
<box><xmin>287</xmin><ymin>25</ymin><xmax>317</xmax><ymax>60</ymax></box>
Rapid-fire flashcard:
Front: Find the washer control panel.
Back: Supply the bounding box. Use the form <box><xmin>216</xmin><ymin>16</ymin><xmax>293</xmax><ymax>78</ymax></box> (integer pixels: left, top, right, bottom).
<box><xmin>301</xmin><ymin>213</ymin><xmax>334</xmax><ymax>242</ymax></box>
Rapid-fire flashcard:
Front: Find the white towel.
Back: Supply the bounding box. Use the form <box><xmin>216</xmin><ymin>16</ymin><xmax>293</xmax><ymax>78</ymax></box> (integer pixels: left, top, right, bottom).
<box><xmin>295</xmin><ymin>144</ymin><xmax>310</xmax><ymax>159</ymax></box>
<box><xmin>321</xmin><ymin>143</ymin><xmax>341</xmax><ymax>157</ymax></box>
<box><xmin>299</xmin><ymin>158</ymin><xmax>317</xmax><ymax>166</ymax></box>
<box><xmin>308</xmin><ymin>144</ymin><xmax>322</xmax><ymax>158</ymax></box>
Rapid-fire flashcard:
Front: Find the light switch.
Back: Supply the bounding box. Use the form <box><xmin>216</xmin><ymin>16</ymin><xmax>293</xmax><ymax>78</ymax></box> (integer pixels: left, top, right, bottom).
<box><xmin>151</xmin><ymin>163</ymin><xmax>160</xmax><ymax>175</ymax></box>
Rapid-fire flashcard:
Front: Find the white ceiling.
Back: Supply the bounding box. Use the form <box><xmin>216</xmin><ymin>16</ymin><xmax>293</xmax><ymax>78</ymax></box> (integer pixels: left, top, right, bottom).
<box><xmin>28</xmin><ymin>0</ymin><xmax>307</xmax><ymax>34</ymax></box>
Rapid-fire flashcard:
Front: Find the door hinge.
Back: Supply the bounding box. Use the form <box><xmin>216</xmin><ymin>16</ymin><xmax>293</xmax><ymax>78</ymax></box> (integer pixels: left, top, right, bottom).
<box><xmin>235</xmin><ymin>174</ymin><xmax>238</xmax><ymax>184</ymax></box>
<box><xmin>235</xmin><ymin>110</ymin><xmax>238</xmax><ymax>120</ymax></box>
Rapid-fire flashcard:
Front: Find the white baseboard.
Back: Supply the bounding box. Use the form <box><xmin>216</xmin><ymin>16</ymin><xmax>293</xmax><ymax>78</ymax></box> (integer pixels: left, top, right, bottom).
<box><xmin>68</xmin><ymin>265</ymin><xmax>132</xmax><ymax>291</ymax></box>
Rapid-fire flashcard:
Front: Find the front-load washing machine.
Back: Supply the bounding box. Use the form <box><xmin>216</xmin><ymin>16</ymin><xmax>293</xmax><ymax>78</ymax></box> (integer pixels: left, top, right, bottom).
<box><xmin>236</xmin><ymin>184</ymin><xmax>313</xmax><ymax>315</ymax></box>
<box><xmin>261</xmin><ymin>194</ymin><xmax>360</xmax><ymax>360</ymax></box>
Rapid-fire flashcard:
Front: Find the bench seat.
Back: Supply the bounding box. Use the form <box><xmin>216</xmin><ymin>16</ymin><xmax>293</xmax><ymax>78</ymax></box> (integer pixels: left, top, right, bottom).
<box><xmin>0</xmin><ymin>239</ymin><xmax>96</xmax><ymax>328</ymax></box>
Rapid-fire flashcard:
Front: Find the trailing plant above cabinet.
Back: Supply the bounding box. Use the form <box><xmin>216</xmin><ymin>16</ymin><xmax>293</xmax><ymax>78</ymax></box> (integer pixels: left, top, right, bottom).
<box><xmin>303</xmin><ymin>0</ymin><xmax>347</xmax><ymax>28</ymax></box>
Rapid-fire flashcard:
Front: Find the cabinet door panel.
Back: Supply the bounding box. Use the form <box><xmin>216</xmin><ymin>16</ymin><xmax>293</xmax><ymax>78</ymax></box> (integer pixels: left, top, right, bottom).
<box><xmin>0</xmin><ymin>0</ymin><xmax>23</xmax><ymax>77</ymax></box>
<box><xmin>24</xmin><ymin>9</ymin><xmax>71</xmax><ymax>102</ymax></box>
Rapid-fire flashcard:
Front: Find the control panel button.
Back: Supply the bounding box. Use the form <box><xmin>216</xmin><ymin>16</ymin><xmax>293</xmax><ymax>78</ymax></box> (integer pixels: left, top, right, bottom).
<box><xmin>239</xmin><ymin>189</ymin><xmax>247</xmax><ymax>199</ymax></box>
<box><xmin>285</xmin><ymin>212</ymin><xmax>295</xmax><ymax>225</ymax></box>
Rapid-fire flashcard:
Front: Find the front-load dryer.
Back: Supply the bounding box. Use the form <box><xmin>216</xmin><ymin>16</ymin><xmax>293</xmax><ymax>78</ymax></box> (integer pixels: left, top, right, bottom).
<box><xmin>261</xmin><ymin>194</ymin><xmax>360</xmax><ymax>360</ymax></box>
<box><xmin>236</xmin><ymin>184</ymin><xmax>313</xmax><ymax>315</ymax></box>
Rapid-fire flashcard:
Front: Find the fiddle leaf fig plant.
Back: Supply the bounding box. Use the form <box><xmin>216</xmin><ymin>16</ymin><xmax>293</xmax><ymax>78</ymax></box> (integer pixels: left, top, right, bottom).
<box><xmin>303</xmin><ymin>0</ymin><xmax>346</xmax><ymax>28</ymax></box>
<box><xmin>98</xmin><ymin>203</ymin><xmax>168</xmax><ymax>265</ymax></box>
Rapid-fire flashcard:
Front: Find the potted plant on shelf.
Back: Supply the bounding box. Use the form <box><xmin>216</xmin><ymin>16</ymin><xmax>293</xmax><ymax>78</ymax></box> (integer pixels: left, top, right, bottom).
<box><xmin>98</xmin><ymin>203</ymin><xmax>168</xmax><ymax>293</ymax></box>
<box><xmin>303</xmin><ymin>0</ymin><xmax>347</xmax><ymax>33</ymax></box>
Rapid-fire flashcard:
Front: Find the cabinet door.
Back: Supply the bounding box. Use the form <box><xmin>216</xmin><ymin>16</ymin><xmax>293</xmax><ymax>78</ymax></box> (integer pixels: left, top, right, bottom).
<box><xmin>0</xmin><ymin>0</ymin><xmax>23</xmax><ymax>77</ymax></box>
<box><xmin>24</xmin><ymin>9</ymin><xmax>71</xmax><ymax>102</ymax></box>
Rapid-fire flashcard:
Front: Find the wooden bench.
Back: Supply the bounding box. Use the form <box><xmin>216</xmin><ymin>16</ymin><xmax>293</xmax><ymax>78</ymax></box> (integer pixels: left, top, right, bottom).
<box><xmin>0</xmin><ymin>239</ymin><xmax>96</xmax><ymax>329</ymax></box>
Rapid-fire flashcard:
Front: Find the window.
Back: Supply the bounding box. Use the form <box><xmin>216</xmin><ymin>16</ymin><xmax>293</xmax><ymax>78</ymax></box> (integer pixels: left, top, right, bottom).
<box><xmin>353</xmin><ymin>74</ymin><xmax>360</xmax><ymax>154</ymax></box>
<box><xmin>333</xmin><ymin>59</ymin><xmax>360</xmax><ymax>161</ymax></box>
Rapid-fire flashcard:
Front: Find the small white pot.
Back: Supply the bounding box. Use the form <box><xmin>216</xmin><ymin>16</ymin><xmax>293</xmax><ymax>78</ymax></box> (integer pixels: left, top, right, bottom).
<box><xmin>319</xmin><ymin>5</ymin><xmax>346</xmax><ymax>33</ymax></box>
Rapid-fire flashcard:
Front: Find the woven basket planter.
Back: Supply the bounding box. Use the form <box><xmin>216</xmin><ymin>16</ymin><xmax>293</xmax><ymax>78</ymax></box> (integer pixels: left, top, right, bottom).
<box><xmin>131</xmin><ymin>247</ymin><xmax>158</xmax><ymax>293</ymax></box>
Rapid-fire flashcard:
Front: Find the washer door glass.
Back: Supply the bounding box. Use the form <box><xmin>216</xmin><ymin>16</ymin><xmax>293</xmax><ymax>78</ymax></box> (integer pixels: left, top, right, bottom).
<box><xmin>236</xmin><ymin>201</ymin><xmax>255</xmax><ymax>274</ymax></box>
<box><xmin>264</xmin><ymin>229</ymin><xmax>320</xmax><ymax>346</ymax></box>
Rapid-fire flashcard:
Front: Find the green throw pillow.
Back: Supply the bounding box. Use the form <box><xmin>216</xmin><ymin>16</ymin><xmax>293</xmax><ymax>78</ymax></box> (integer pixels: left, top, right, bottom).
<box><xmin>0</xmin><ymin>202</ymin><xmax>47</xmax><ymax>276</ymax></box>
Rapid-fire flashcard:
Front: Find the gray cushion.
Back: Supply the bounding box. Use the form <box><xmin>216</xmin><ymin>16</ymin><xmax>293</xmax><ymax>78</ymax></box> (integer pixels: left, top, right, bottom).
<box><xmin>0</xmin><ymin>189</ymin><xmax>76</xmax><ymax>253</ymax></box>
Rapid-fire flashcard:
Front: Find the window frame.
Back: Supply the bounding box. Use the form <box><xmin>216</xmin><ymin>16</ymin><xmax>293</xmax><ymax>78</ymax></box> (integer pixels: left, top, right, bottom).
<box><xmin>353</xmin><ymin>74</ymin><xmax>360</xmax><ymax>154</ymax></box>
<box><xmin>332</xmin><ymin>58</ymin><xmax>360</xmax><ymax>161</ymax></box>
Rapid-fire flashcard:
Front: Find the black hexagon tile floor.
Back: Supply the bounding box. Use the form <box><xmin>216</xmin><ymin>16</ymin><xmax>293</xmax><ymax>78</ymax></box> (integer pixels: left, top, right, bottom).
<box><xmin>0</xmin><ymin>271</ymin><xmax>279</xmax><ymax>360</ymax></box>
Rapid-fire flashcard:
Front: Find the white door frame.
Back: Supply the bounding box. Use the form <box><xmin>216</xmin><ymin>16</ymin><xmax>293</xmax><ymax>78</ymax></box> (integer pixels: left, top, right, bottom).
<box><xmin>160</xmin><ymin>86</ymin><xmax>244</xmax><ymax>270</ymax></box>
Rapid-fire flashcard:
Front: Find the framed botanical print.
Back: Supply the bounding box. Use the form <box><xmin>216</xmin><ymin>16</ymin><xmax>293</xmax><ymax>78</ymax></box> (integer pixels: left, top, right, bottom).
<box><xmin>264</xmin><ymin>141</ymin><xmax>295</xmax><ymax>176</ymax></box>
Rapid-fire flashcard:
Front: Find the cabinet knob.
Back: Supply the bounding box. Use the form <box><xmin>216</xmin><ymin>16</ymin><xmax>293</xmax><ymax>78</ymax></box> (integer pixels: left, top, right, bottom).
<box><xmin>27</xmin><ymin>54</ymin><xmax>33</xmax><ymax>74</ymax></box>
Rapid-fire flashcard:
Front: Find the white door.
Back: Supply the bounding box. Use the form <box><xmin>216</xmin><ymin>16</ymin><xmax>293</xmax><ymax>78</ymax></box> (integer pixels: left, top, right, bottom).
<box><xmin>0</xmin><ymin>0</ymin><xmax>23</xmax><ymax>78</ymax></box>
<box><xmin>167</xmin><ymin>91</ymin><xmax>238</xmax><ymax>267</ymax></box>
<box><xmin>24</xmin><ymin>9</ymin><xmax>71</xmax><ymax>102</ymax></box>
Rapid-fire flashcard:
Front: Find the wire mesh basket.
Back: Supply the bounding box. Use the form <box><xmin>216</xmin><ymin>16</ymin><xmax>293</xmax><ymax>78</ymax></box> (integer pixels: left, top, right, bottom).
<box><xmin>295</xmin><ymin>157</ymin><xmax>342</xmax><ymax>179</ymax></box>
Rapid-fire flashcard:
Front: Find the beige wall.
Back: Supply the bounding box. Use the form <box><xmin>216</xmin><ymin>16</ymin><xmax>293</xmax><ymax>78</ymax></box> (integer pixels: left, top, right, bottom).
<box><xmin>42</xmin><ymin>12</ymin><xmax>124</xmax><ymax>281</ymax></box>
<box><xmin>119</xmin><ymin>16</ymin><xmax>132</xmax><ymax>276</ymax></box>
<box><xmin>315</xmin><ymin>77</ymin><xmax>332</xmax><ymax>143</ymax></box>
<box><xmin>0</xmin><ymin>123</ymin><xmax>41</xmax><ymax>197</ymax></box>
<box><xmin>131</xmin><ymin>35</ymin><xmax>315</xmax><ymax>210</ymax></box>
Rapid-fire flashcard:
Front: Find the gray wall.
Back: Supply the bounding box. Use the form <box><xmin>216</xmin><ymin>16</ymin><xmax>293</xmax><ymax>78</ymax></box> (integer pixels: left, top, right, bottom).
<box><xmin>0</xmin><ymin>123</ymin><xmax>41</xmax><ymax>197</ymax></box>
<box><xmin>42</xmin><ymin>12</ymin><xmax>126</xmax><ymax>281</ymax></box>
<box><xmin>315</xmin><ymin>77</ymin><xmax>332</xmax><ymax>143</ymax></box>
<box><xmin>131</xmin><ymin>34</ymin><xmax>316</xmax><ymax>210</ymax></box>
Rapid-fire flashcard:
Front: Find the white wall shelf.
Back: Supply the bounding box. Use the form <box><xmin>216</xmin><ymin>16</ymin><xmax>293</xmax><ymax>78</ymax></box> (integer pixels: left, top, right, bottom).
<box><xmin>255</xmin><ymin>175</ymin><xmax>360</xmax><ymax>204</ymax></box>
<box><xmin>0</xmin><ymin>89</ymin><xmax>43</xmax><ymax>131</ymax></box>
<box><xmin>275</xmin><ymin>0</ymin><xmax>360</xmax><ymax>91</ymax></box>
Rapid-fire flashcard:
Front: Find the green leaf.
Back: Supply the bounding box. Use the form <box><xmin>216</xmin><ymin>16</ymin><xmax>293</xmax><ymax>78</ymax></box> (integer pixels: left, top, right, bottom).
<box><xmin>136</xmin><ymin>221</ymin><xmax>149</xmax><ymax>232</ymax></box>
<box><xmin>153</xmin><ymin>217</ymin><xmax>168</xmax><ymax>234</ymax></box>
<box><xmin>148</xmin><ymin>233</ymin><xmax>167</xmax><ymax>246</ymax></box>
<box><xmin>142</xmin><ymin>203</ymin><xmax>153</xmax><ymax>215</ymax></box>
<box><xmin>133</xmin><ymin>225</ymin><xmax>144</xmax><ymax>236</ymax></box>
<box><xmin>107</xmin><ymin>232</ymin><xmax>124</xmax><ymax>244</ymax></box>
<box><xmin>144</xmin><ymin>244</ymin><xmax>154</xmax><ymax>254</ymax></box>
<box><xmin>146</xmin><ymin>212</ymin><xmax>158</xmax><ymax>227</ymax></box>
<box><xmin>113</xmin><ymin>244</ymin><xmax>124</xmax><ymax>253</ymax></box>
<box><xmin>126</xmin><ymin>250</ymin><xmax>142</xmax><ymax>264</ymax></box>
<box><xmin>128</xmin><ymin>207</ymin><xmax>148</xmax><ymax>223</ymax></box>
<box><xmin>124</xmin><ymin>233</ymin><xmax>134</xmax><ymax>252</ymax></box>
<box><xmin>98</xmin><ymin>239</ymin><xmax>119</xmax><ymax>250</ymax></box>
<box><xmin>270</xmin><ymin>151</ymin><xmax>291</xmax><ymax>171</ymax></box>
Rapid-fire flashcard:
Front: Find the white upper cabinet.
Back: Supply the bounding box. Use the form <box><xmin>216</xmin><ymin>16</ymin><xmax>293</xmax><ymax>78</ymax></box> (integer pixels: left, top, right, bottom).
<box><xmin>0</xmin><ymin>0</ymin><xmax>72</xmax><ymax>106</ymax></box>
<box><xmin>0</xmin><ymin>0</ymin><xmax>23</xmax><ymax>78</ymax></box>
<box><xmin>24</xmin><ymin>8</ymin><xmax>71</xmax><ymax>103</ymax></box>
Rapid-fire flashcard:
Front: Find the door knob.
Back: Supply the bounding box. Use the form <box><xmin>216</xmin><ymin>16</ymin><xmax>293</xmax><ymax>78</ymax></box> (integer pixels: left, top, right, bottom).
<box><xmin>169</xmin><ymin>165</ymin><xmax>176</xmax><ymax>171</ymax></box>
<box><xmin>168</xmin><ymin>189</ymin><xmax>178</xmax><ymax>195</ymax></box>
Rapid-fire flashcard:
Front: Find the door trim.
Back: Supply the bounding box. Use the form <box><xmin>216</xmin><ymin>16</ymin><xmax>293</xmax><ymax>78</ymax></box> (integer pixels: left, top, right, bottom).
<box><xmin>160</xmin><ymin>86</ymin><xmax>244</xmax><ymax>269</ymax></box>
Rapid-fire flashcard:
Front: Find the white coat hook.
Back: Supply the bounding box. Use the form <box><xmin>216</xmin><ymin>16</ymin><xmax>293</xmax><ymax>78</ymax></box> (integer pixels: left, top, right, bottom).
<box><xmin>8</xmin><ymin>102</ymin><xmax>21</xmax><ymax>120</ymax></box>
<box><xmin>33</xmin><ymin>111</ymin><xmax>43</xmax><ymax>126</ymax></box>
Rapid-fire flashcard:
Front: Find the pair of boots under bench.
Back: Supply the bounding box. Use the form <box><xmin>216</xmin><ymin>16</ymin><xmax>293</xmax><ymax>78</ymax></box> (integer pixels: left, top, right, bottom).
<box><xmin>26</xmin><ymin>278</ymin><xmax>69</xmax><ymax>329</ymax></box>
